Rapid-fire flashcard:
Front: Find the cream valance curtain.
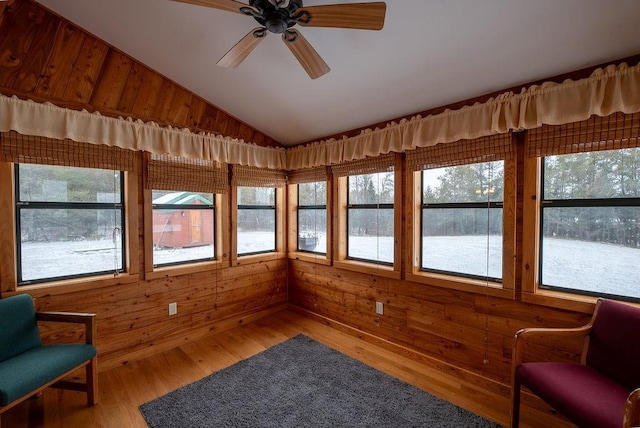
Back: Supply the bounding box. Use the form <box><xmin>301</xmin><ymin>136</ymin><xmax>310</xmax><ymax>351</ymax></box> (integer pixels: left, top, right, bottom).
<box><xmin>2</xmin><ymin>62</ymin><xmax>639</xmax><ymax>172</ymax></box>
<box><xmin>0</xmin><ymin>94</ymin><xmax>286</xmax><ymax>169</ymax></box>
<box><xmin>287</xmin><ymin>61</ymin><xmax>640</xmax><ymax>170</ymax></box>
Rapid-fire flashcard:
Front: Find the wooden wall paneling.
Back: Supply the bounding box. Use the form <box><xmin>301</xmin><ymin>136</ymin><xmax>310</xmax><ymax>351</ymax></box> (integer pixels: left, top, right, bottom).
<box><xmin>289</xmin><ymin>244</ymin><xmax>593</xmax><ymax>387</ymax></box>
<box><xmin>34</xmin><ymin>21</ymin><xmax>86</xmax><ymax>99</ymax></box>
<box><xmin>63</xmin><ymin>35</ymin><xmax>109</xmax><ymax>103</ymax></box>
<box><xmin>238</xmin><ymin>122</ymin><xmax>254</xmax><ymax>142</ymax></box>
<box><xmin>10</xmin><ymin>10</ymin><xmax>59</xmax><ymax>94</ymax></box>
<box><xmin>131</xmin><ymin>68</ymin><xmax>164</xmax><ymax>119</ymax></box>
<box><xmin>156</xmin><ymin>81</ymin><xmax>177</xmax><ymax>122</ymax></box>
<box><xmin>163</xmin><ymin>86</ymin><xmax>193</xmax><ymax>126</ymax></box>
<box><xmin>187</xmin><ymin>96</ymin><xmax>207</xmax><ymax>129</ymax></box>
<box><xmin>224</xmin><ymin>117</ymin><xmax>240</xmax><ymax>138</ymax></box>
<box><xmin>0</xmin><ymin>1</ymin><xmax>6</xmax><ymax>23</ymax></box>
<box><xmin>0</xmin><ymin>0</ymin><xmax>39</xmax><ymax>86</ymax></box>
<box><xmin>214</xmin><ymin>107</ymin><xmax>230</xmax><ymax>135</ymax></box>
<box><xmin>0</xmin><ymin>162</ymin><xmax>16</xmax><ymax>295</ymax></box>
<box><xmin>117</xmin><ymin>61</ymin><xmax>146</xmax><ymax>113</ymax></box>
<box><xmin>199</xmin><ymin>104</ymin><xmax>222</xmax><ymax>133</ymax></box>
<box><xmin>89</xmin><ymin>50</ymin><xmax>133</xmax><ymax>110</ymax></box>
<box><xmin>150</xmin><ymin>77</ymin><xmax>175</xmax><ymax>120</ymax></box>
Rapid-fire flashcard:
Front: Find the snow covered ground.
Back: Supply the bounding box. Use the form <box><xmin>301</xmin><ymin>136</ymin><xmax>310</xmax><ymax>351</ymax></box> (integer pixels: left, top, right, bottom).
<box><xmin>20</xmin><ymin>233</ymin><xmax>639</xmax><ymax>299</ymax></box>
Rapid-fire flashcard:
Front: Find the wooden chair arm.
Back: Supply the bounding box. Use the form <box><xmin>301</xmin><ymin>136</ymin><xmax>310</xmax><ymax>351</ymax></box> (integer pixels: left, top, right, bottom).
<box><xmin>36</xmin><ymin>311</ymin><xmax>97</xmax><ymax>345</ymax></box>
<box><xmin>624</xmin><ymin>388</ymin><xmax>640</xmax><ymax>428</ymax></box>
<box><xmin>513</xmin><ymin>325</ymin><xmax>592</xmax><ymax>368</ymax></box>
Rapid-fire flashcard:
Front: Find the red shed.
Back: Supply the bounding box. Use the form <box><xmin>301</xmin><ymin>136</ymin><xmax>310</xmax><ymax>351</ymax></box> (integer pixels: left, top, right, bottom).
<box><xmin>152</xmin><ymin>192</ymin><xmax>214</xmax><ymax>248</ymax></box>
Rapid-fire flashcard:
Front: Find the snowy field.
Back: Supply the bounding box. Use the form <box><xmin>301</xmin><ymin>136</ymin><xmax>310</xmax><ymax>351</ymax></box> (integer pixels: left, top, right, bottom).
<box><xmin>20</xmin><ymin>234</ymin><xmax>640</xmax><ymax>299</ymax></box>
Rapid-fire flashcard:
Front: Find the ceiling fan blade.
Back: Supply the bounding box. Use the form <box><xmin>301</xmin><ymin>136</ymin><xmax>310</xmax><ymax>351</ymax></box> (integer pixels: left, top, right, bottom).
<box><xmin>217</xmin><ymin>28</ymin><xmax>267</xmax><ymax>68</ymax></box>
<box><xmin>282</xmin><ymin>29</ymin><xmax>330</xmax><ymax>79</ymax></box>
<box><xmin>170</xmin><ymin>0</ymin><xmax>250</xmax><ymax>14</ymax></box>
<box><xmin>295</xmin><ymin>2</ymin><xmax>386</xmax><ymax>30</ymax></box>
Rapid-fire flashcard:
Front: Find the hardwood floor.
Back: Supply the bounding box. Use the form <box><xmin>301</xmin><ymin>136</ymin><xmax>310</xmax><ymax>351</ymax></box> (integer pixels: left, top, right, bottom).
<box><xmin>1</xmin><ymin>310</ymin><xmax>564</xmax><ymax>428</ymax></box>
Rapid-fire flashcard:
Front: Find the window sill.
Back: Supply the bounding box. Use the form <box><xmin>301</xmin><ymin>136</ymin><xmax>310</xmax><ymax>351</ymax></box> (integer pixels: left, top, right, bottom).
<box><xmin>8</xmin><ymin>273</ymin><xmax>139</xmax><ymax>298</ymax></box>
<box><xmin>144</xmin><ymin>259</ymin><xmax>227</xmax><ymax>280</ymax></box>
<box><xmin>521</xmin><ymin>289</ymin><xmax>597</xmax><ymax>314</ymax></box>
<box><xmin>288</xmin><ymin>251</ymin><xmax>331</xmax><ymax>265</ymax></box>
<box><xmin>233</xmin><ymin>252</ymin><xmax>286</xmax><ymax>266</ymax></box>
<box><xmin>405</xmin><ymin>271</ymin><xmax>513</xmax><ymax>299</ymax></box>
<box><xmin>333</xmin><ymin>260</ymin><xmax>400</xmax><ymax>280</ymax></box>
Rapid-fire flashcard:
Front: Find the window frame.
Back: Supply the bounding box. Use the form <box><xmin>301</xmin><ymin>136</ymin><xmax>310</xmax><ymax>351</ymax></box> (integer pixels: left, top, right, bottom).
<box><xmin>522</xmin><ymin>112</ymin><xmax>640</xmax><ymax>312</ymax></box>
<box><xmin>334</xmin><ymin>154</ymin><xmax>402</xmax><ymax>279</ymax></box>
<box><xmin>346</xmin><ymin>172</ymin><xmax>395</xmax><ymax>266</ymax></box>
<box><xmin>232</xmin><ymin>185</ymin><xmax>285</xmax><ymax>266</ymax></box>
<box><xmin>522</xmin><ymin>152</ymin><xmax>640</xmax><ymax>310</ymax></box>
<box><xmin>0</xmin><ymin>162</ymin><xmax>139</xmax><ymax>296</ymax></box>
<box><xmin>14</xmin><ymin>164</ymin><xmax>127</xmax><ymax>286</ymax></box>
<box><xmin>144</xmin><ymin>192</ymin><xmax>227</xmax><ymax>280</ymax></box>
<box><xmin>418</xmin><ymin>163</ymin><xmax>505</xmax><ymax>283</ymax></box>
<box><xmin>406</xmin><ymin>150</ymin><xmax>516</xmax><ymax>299</ymax></box>
<box><xmin>287</xmin><ymin>180</ymin><xmax>332</xmax><ymax>265</ymax></box>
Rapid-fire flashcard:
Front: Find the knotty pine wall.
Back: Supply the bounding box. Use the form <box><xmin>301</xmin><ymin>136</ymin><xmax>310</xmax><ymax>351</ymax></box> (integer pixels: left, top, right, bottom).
<box><xmin>0</xmin><ymin>0</ymin><xmax>287</xmax><ymax>372</ymax></box>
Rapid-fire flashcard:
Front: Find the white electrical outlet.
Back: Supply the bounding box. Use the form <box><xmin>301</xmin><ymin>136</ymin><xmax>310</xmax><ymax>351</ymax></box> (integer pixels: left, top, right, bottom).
<box><xmin>375</xmin><ymin>301</ymin><xmax>384</xmax><ymax>315</ymax></box>
<box><xmin>168</xmin><ymin>302</ymin><xmax>177</xmax><ymax>315</ymax></box>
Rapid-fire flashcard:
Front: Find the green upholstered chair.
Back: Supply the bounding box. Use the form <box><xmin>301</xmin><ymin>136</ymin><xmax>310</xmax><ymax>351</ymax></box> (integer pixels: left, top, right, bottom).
<box><xmin>0</xmin><ymin>294</ymin><xmax>97</xmax><ymax>421</ymax></box>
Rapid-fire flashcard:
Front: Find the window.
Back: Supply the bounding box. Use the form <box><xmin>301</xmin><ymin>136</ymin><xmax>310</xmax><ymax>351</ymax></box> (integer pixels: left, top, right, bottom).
<box><xmin>16</xmin><ymin>164</ymin><xmax>125</xmax><ymax>285</ymax></box>
<box><xmin>347</xmin><ymin>172</ymin><xmax>394</xmax><ymax>264</ymax></box>
<box><xmin>151</xmin><ymin>191</ymin><xmax>215</xmax><ymax>267</ymax></box>
<box><xmin>539</xmin><ymin>149</ymin><xmax>640</xmax><ymax>300</ymax></box>
<box><xmin>1</xmin><ymin>131</ymin><xmax>137</xmax><ymax>291</ymax></box>
<box><xmin>524</xmin><ymin>112</ymin><xmax>640</xmax><ymax>304</ymax></box>
<box><xmin>406</xmin><ymin>134</ymin><xmax>515</xmax><ymax>294</ymax></box>
<box><xmin>232</xmin><ymin>165</ymin><xmax>286</xmax><ymax>260</ymax></box>
<box><xmin>144</xmin><ymin>153</ymin><xmax>228</xmax><ymax>275</ymax></box>
<box><xmin>237</xmin><ymin>186</ymin><xmax>276</xmax><ymax>255</ymax></box>
<box><xmin>297</xmin><ymin>181</ymin><xmax>327</xmax><ymax>254</ymax></box>
<box><xmin>420</xmin><ymin>161</ymin><xmax>503</xmax><ymax>280</ymax></box>
<box><xmin>332</xmin><ymin>153</ymin><xmax>399</xmax><ymax>274</ymax></box>
<box><xmin>287</xmin><ymin>166</ymin><xmax>329</xmax><ymax>262</ymax></box>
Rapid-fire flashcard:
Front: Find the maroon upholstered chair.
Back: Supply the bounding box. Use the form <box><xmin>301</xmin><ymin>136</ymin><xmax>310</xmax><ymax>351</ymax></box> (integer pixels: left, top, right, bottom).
<box><xmin>510</xmin><ymin>298</ymin><xmax>640</xmax><ymax>428</ymax></box>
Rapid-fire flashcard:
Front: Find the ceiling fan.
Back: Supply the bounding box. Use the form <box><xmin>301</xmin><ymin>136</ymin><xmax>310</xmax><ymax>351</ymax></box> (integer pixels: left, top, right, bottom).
<box><xmin>171</xmin><ymin>0</ymin><xmax>386</xmax><ymax>79</ymax></box>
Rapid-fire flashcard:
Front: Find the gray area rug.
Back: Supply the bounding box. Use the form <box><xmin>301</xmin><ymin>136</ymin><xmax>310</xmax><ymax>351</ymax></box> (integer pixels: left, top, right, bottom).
<box><xmin>140</xmin><ymin>334</ymin><xmax>500</xmax><ymax>427</ymax></box>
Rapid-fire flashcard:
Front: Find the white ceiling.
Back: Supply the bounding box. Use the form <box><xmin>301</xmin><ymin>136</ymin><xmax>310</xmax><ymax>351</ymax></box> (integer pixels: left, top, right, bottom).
<box><xmin>36</xmin><ymin>0</ymin><xmax>640</xmax><ymax>146</ymax></box>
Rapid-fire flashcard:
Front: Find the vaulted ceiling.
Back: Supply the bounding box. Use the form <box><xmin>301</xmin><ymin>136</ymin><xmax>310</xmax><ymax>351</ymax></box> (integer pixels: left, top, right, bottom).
<box><xmin>31</xmin><ymin>0</ymin><xmax>640</xmax><ymax>145</ymax></box>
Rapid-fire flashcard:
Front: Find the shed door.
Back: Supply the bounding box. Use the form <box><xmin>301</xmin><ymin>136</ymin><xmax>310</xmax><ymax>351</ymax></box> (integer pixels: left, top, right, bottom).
<box><xmin>190</xmin><ymin>210</ymin><xmax>202</xmax><ymax>243</ymax></box>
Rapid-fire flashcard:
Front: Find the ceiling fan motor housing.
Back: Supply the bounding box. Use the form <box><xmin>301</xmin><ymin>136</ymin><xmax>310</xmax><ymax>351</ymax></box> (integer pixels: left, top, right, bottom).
<box><xmin>249</xmin><ymin>0</ymin><xmax>303</xmax><ymax>34</ymax></box>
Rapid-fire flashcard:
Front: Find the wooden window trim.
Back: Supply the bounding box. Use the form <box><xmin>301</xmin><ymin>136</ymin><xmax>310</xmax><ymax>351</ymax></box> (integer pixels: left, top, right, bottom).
<box><xmin>521</xmin><ymin>154</ymin><xmax>598</xmax><ymax>313</ymax></box>
<box><xmin>143</xmin><ymin>191</ymin><xmax>229</xmax><ymax>280</ymax></box>
<box><xmin>333</xmin><ymin>154</ymin><xmax>402</xmax><ymax>279</ymax></box>
<box><xmin>405</xmin><ymin>155</ymin><xmax>517</xmax><ymax>299</ymax></box>
<box><xmin>0</xmin><ymin>162</ymin><xmax>139</xmax><ymax>296</ymax></box>
<box><xmin>231</xmin><ymin>186</ymin><xmax>285</xmax><ymax>266</ymax></box>
<box><xmin>287</xmin><ymin>181</ymin><xmax>332</xmax><ymax>265</ymax></box>
<box><xmin>142</xmin><ymin>152</ymin><xmax>230</xmax><ymax>278</ymax></box>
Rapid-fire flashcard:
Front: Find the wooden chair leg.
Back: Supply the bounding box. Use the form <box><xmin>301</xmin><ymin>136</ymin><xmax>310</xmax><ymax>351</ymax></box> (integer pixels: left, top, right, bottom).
<box><xmin>86</xmin><ymin>357</ymin><xmax>98</xmax><ymax>406</ymax></box>
<box><xmin>510</xmin><ymin>376</ymin><xmax>521</xmax><ymax>428</ymax></box>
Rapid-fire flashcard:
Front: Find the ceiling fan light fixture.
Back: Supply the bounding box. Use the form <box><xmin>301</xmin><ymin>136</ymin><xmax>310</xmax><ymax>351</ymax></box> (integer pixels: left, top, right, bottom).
<box><xmin>172</xmin><ymin>0</ymin><xmax>386</xmax><ymax>78</ymax></box>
